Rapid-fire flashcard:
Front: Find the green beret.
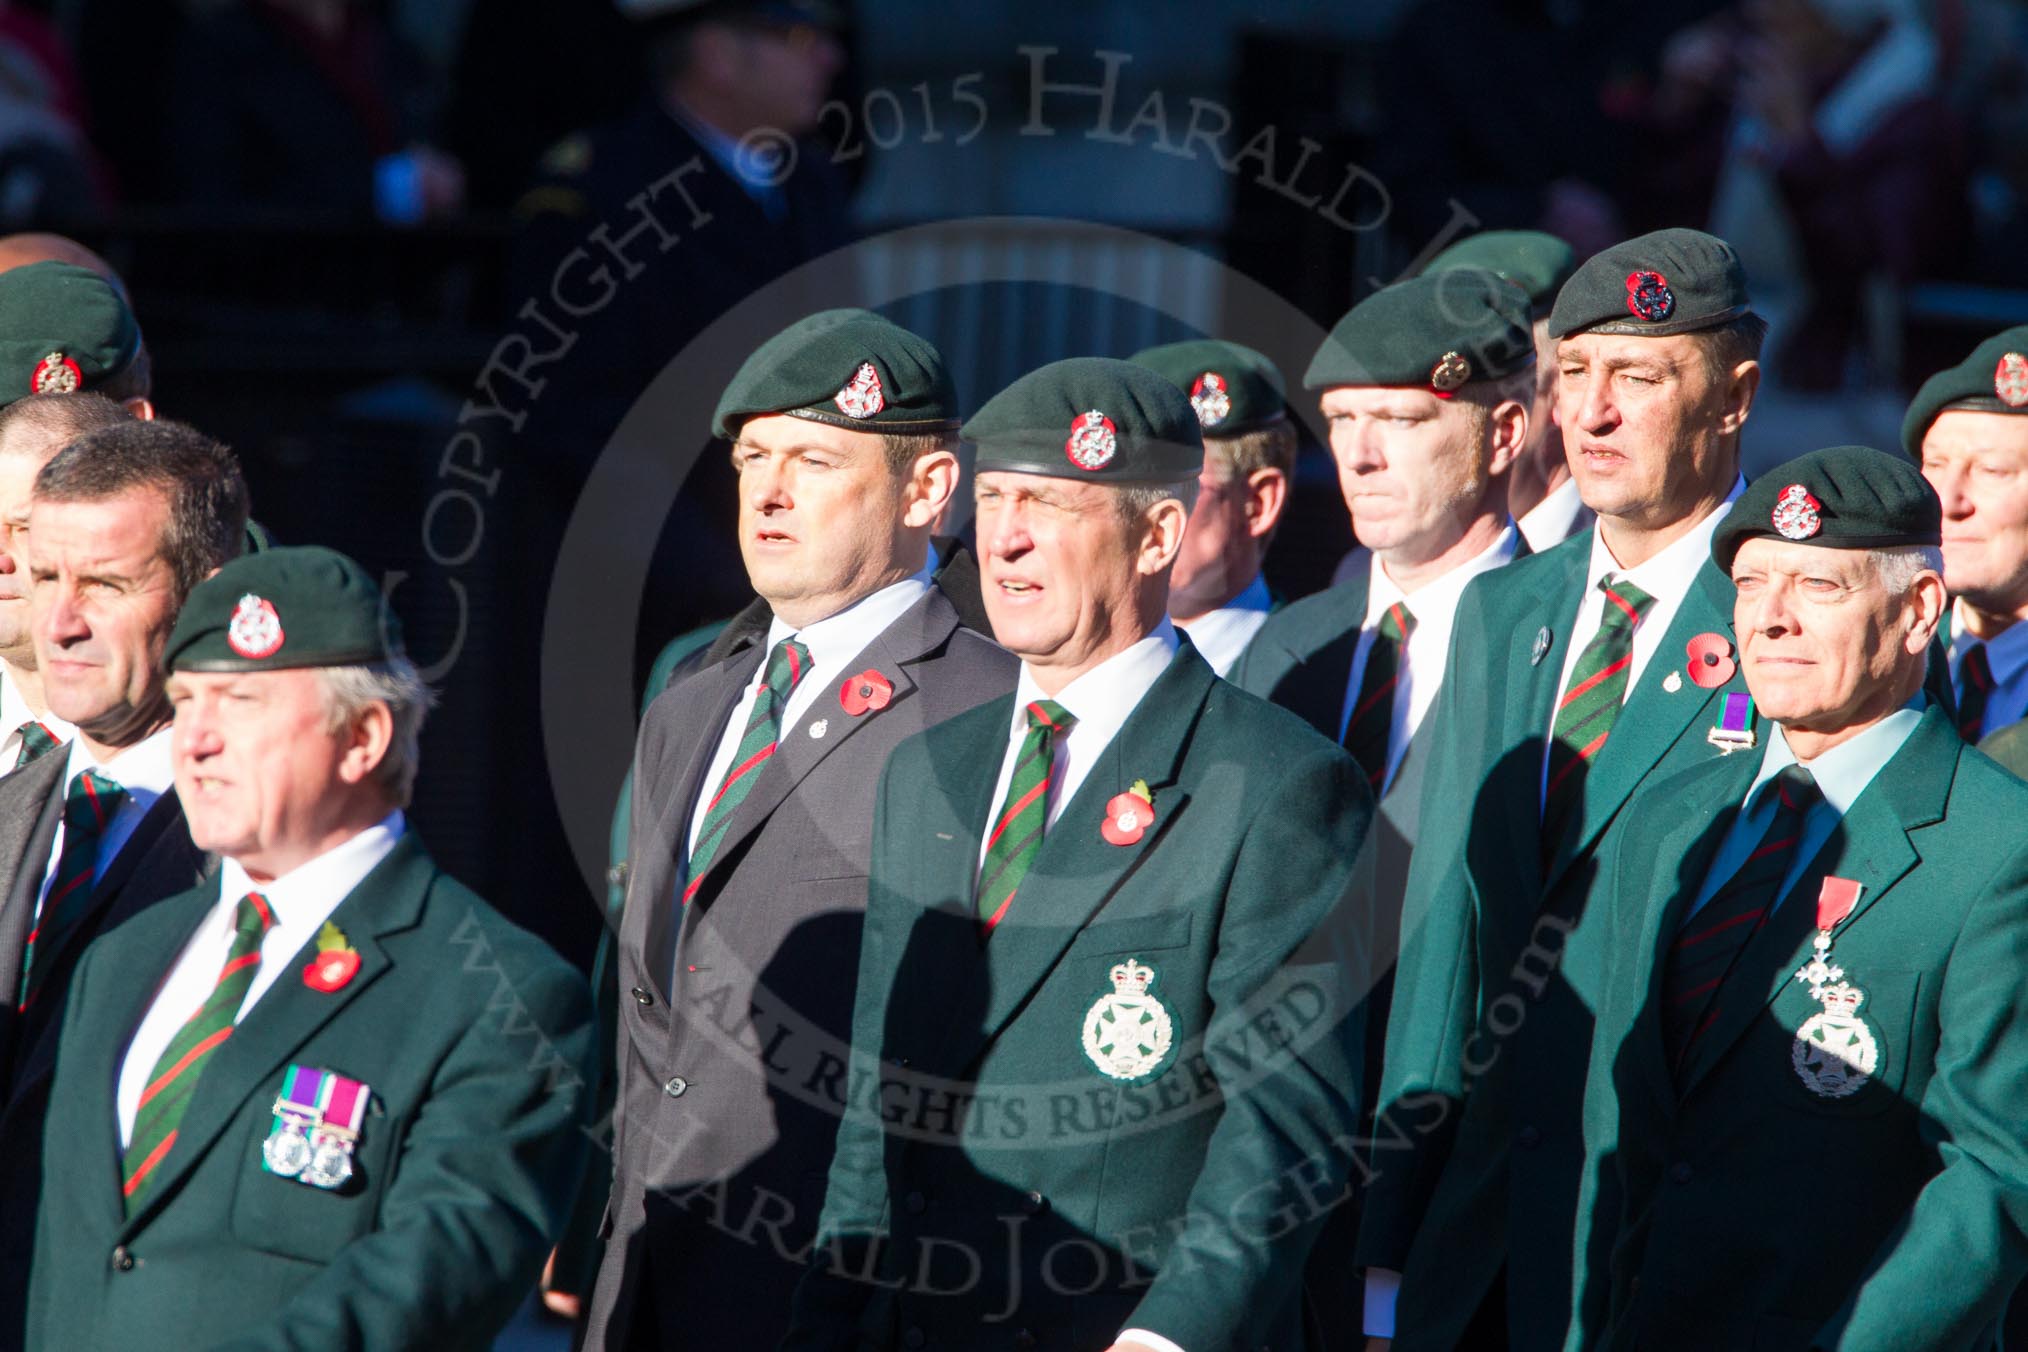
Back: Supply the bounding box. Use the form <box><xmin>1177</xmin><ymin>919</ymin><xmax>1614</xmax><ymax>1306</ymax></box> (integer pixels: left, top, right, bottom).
<box><xmin>0</xmin><ymin>261</ymin><xmax>140</xmax><ymax>409</ymax></box>
<box><xmin>1547</xmin><ymin>228</ymin><xmax>1751</xmax><ymax>340</ymax></box>
<box><xmin>965</xmin><ymin>357</ymin><xmax>1203</xmax><ymax>484</ymax></box>
<box><xmin>1305</xmin><ymin>269</ymin><xmax>1534</xmax><ymax>395</ymax></box>
<box><xmin>1711</xmin><ymin>446</ymin><xmax>1941</xmax><ymax>571</ymax></box>
<box><xmin>1127</xmin><ymin>339</ymin><xmax>1288</xmax><ymax>437</ymax></box>
<box><xmin>1900</xmin><ymin>324</ymin><xmax>2028</xmax><ymax>455</ymax></box>
<box><xmin>1423</xmin><ymin>230</ymin><xmax>1577</xmax><ymax>311</ymax></box>
<box><xmin>166</xmin><ymin>546</ymin><xmax>404</xmax><ymax>673</ymax></box>
<box><xmin>712</xmin><ymin>308</ymin><xmax>959</xmax><ymax>440</ymax></box>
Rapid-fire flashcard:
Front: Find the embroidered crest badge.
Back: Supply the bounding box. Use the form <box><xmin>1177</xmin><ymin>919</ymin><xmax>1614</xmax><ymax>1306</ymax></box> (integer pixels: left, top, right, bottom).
<box><xmin>1189</xmin><ymin>372</ymin><xmax>1231</xmax><ymax>428</ymax></box>
<box><xmin>833</xmin><ymin>361</ymin><xmax>885</xmax><ymax>419</ymax></box>
<box><xmin>1996</xmin><ymin>352</ymin><xmax>2028</xmax><ymax>408</ymax></box>
<box><xmin>1770</xmin><ymin>483</ymin><xmax>1822</xmax><ymax>541</ymax></box>
<box><xmin>1624</xmin><ymin>269</ymin><xmax>1675</xmax><ymax>322</ymax></box>
<box><xmin>1065</xmin><ymin>409</ymin><xmax>1118</xmax><ymax>471</ymax></box>
<box><xmin>1081</xmin><ymin>958</ymin><xmax>1174</xmax><ymax>1081</ymax></box>
<box><xmin>227</xmin><ymin>593</ymin><xmax>285</xmax><ymax>659</ymax></box>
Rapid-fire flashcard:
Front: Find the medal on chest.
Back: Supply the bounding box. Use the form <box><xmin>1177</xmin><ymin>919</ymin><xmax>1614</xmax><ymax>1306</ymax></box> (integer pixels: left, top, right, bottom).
<box><xmin>262</xmin><ymin>1063</ymin><xmax>324</xmax><ymax>1177</ymax></box>
<box><xmin>1791</xmin><ymin>877</ymin><xmax>1878</xmax><ymax>1099</ymax></box>
<box><xmin>1081</xmin><ymin>958</ymin><xmax>1174</xmax><ymax>1081</ymax></box>
<box><xmin>261</xmin><ymin>1064</ymin><xmax>372</xmax><ymax>1188</ymax></box>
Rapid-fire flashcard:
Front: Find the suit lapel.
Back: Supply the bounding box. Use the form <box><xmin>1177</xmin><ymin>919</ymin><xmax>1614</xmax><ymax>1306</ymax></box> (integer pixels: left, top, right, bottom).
<box><xmin>35</xmin><ymin>792</ymin><xmax>204</xmax><ymax>982</ymax></box>
<box><xmin>1259</xmin><ymin>573</ymin><xmax>1368</xmax><ymax>743</ymax></box>
<box><xmin>119</xmin><ymin>837</ymin><xmax>433</xmax><ymax>1233</ymax></box>
<box><xmin>0</xmin><ymin>753</ymin><xmax>64</xmax><ymax>1014</ymax></box>
<box><xmin>1492</xmin><ymin>544</ymin><xmax>1589</xmax><ymax>914</ymax></box>
<box><xmin>1677</xmin><ymin>710</ymin><xmax>1954</xmax><ymax>1096</ymax></box>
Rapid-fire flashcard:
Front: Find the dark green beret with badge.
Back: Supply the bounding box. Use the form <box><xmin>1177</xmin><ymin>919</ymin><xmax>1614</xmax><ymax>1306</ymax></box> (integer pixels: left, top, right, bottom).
<box><xmin>711</xmin><ymin>308</ymin><xmax>960</xmax><ymax>440</ymax></box>
<box><xmin>965</xmin><ymin>356</ymin><xmax>1203</xmax><ymax>484</ymax></box>
<box><xmin>1128</xmin><ymin>339</ymin><xmax>1288</xmax><ymax>437</ymax></box>
<box><xmin>1423</xmin><ymin>230</ymin><xmax>1577</xmax><ymax>312</ymax></box>
<box><xmin>166</xmin><ymin>546</ymin><xmax>404</xmax><ymax>673</ymax></box>
<box><xmin>1710</xmin><ymin>445</ymin><xmax>1942</xmax><ymax>570</ymax></box>
<box><xmin>1900</xmin><ymin>324</ymin><xmax>2028</xmax><ymax>455</ymax></box>
<box><xmin>1547</xmin><ymin>227</ymin><xmax>1751</xmax><ymax>340</ymax></box>
<box><xmin>0</xmin><ymin>261</ymin><xmax>140</xmax><ymax>408</ymax></box>
<box><xmin>1305</xmin><ymin>269</ymin><xmax>1534</xmax><ymax>395</ymax></box>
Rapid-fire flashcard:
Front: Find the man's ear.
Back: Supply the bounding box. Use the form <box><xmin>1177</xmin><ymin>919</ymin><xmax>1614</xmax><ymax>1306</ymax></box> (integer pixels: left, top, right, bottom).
<box><xmin>1485</xmin><ymin>399</ymin><xmax>1529</xmax><ymax>478</ymax></box>
<box><xmin>1137</xmin><ymin>497</ymin><xmax>1189</xmax><ymax>577</ymax></box>
<box><xmin>336</xmin><ymin>701</ymin><xmax>395</xmax><ymax>788</ymax></box>
<box><xmin>902</xmin><ymin>449</ymin><xmax>960</xmax><ymax>530</ymax></box>
<box><xmin>1717</xmin><ymin>360</ymin><xmax>1760</xmax><ymax>437</ymax></box>
<box><xmin>122</xmin><ymin>397</ymin><xmax>156</xmax><ymax>421</ymax></box>
<box><xmin>1244</xmin><ymin>468</ymin><xmax>1289</xmax><ymax>541</ymax></box>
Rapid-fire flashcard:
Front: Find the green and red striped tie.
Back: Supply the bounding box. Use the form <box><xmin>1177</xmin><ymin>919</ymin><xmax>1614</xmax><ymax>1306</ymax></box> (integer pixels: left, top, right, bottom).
<box><xmin>11</xmin><ymin>719</ymin><xmax>58</xmax><ymax>771</ymax></box>
<box><xmin>1958</xmin><ymin>643</ymin><xmax>1993</xmax><ymax>742</ymax></box>
<box><xmin>976</xmin><ymin>700</ymin><xmax>1075</xmax><ymax>934</ymax></box>
<box><xmin>1343</xmin><ymin>601</ymin><xmax>1416</xmax><ymax>791</ymax></box>
<box><xmin>684</xmin><ymin>636</ymin><xmax>812</xmax><ymax>901</ymax></box>
<box><xmin>18</xmin><ymin>768</ymin><xmax>126</xmax><ymax>1009</ymax></box>
<box><xmin>122</xmin><ymin>891</ymin><xmax>275</xmax><ymax>1213</ymax></box>
<box><xmin>1543</xmin><ymin>576</ymin><xmax>1655</xmax><ymax>849</ymax></box>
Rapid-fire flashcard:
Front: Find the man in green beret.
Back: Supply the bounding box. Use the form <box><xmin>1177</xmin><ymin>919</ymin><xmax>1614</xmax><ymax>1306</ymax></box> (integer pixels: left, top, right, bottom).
<box><xmin>1425</xmin><ymin>230</ymin><xmax>1593</xmax><ymax>552</ymax></box>
<box><xmin>1128</xmin><ymin>339</ymin><xmax>1294</xmax><ymax>676</ymax></box>
<box><xmin>27</xmin><ymin>545</ymin><xmax>595</xmax><ymax>1349</ymax></box>
<box><xmin>1570</xmin><ymin>444</ymin><xmax>2028</xmax><ymax>1349</ymax></box>
<box><xmin>1907</xmin><ymin>325</ymin><xmax>2028</xmax><ymax>758</ymax></box>
<box><xmin>0</xmin><ymin>261</ymin><xmax>150</xmax><ymax>417</ymax></box>
<box><xmin>580</xmin><ymin>309</ymin><xmax>1016</xmax><ymax>1349</ymax></box>
<box><xmin>1359</xmin><ymin>228</ymin><xmax>1767</xmax><ymax>1351</ymax></box>
<box><xmin>790</xmin><ymin>357</ymin><xmax>1370</xmax><ymax>1351</ymax></box>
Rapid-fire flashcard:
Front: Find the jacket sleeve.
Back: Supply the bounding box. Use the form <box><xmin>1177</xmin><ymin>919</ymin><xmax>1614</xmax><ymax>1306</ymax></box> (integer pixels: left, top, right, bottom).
<box><xmin>1118</xmin><ymin>741</ymin><xmax>1373</xmax><ymax>1350</ymax></box>
<box><xmin>212</xmin><ymin>953</ymin><xmax>597</xmax><ymax>1352</ymax></box>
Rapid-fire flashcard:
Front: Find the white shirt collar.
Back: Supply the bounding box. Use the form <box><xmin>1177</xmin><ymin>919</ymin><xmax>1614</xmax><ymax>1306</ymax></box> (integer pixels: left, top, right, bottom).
<box><xmin>764</xmin><ymin>554</ymin><xmax>935</xmax><ymax>671</ymax></box>
<box><xmin>1950</xmin><ymin>601</ymin><xmax>2028</xmax><ymax>685</ymax></box>
<box><xmin>217</xmin><ymin>811</ymin><xmax>406</xmax><ymax>914</ymax></box>
<box><xmin>1517</xmin><ymin>477</ymin><xmax>1590</xmax><ymax>553</ymax></box>
<box><xmin>1748</xmin><ymin>702</ymin><xmax>1925</xmax><ymax>816</ymax></box>
<box><xmin>64</xmin><ymin>724</ymin><xmax>175</xmax><ymax>797</ymax></box>
<box><xmin>1582</xmin><ymin>476</ymin><xmax>1745</xmax><ymax>598</ymax></box>
<box><xmin>0</xmin><ymin>665</ymin><xmax>75</xmax><ymax>753</ymax></box>
<box><xmin>1174</xmin><ymin>573</ymin><xmax>1272</xmax><ymax>678</ymax></box>
<box><xmin>1010</xmin><ymin>619</ymin><xmax>1180</xmax><ymax>750</ymax></box>
<box><xmin>1366</xmin><ymin>523</ymin><xmax>1520</xmax><ymax>623</ymax></box>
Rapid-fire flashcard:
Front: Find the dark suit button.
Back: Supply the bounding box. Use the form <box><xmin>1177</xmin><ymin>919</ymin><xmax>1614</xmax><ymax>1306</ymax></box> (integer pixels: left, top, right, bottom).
<box><xmin>1013</xmin><ymin>1331</ymin><xmax>1037</xmax><ymax>1350</ymax></box>
<box><xmin>111</xmin><ymin>1245</ymin><xmax>133</xmax><ymax>1272</ymax></box>
<box><xmin>1669</xmin><ymin>1163</ymin><xmax>1693</xmax><ymax>1184</ymax></box>
<box><xmin>903</xmin><ymin>1330</ymin><xmax>927</xmax><ymax>1350</ymax></box>
<box><xmin>904</xmin><ymin>1190</ymin><xmax>927</xmax><ymax>1215</ymax></box>
<box><xmin>1518</xmin><ymin>1125</ymin><xmax>1542</xmax><ymax>1149</ymax></box>
<box><xmin>663</xmin><ymin>1076</ymin><xmax>689</xmax><ymax>1098</ymax></box>
<box><xmin>1021</xmin><ymin>1190</ymin><xmax>1047</xmax><ymax>1215</ymax></box>
<box><xmin>631</xmin><ymin>986</ymin><xmax>653</xmax><ymax>1006</ymax></box>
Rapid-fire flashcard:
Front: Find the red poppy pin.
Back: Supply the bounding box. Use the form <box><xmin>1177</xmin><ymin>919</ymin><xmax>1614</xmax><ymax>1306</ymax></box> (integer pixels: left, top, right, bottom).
<box><xmin>839</xmin><ymin>669</ymin><xmax>893</xmax><ymax>716</ymax></box>
<box><xmin>1685</xmin><ymin>632</ymin><xmax>1736</xmax><ymax>688</ymax></box>
<box><xmin>1101</xmin><ymin>779</ymin><xmax>1157</xmax><ymax>846</ymax></box>
<box><xmin>303</xmin><ymin>920</ymin><xmax>360</xmax><ymax>993</ymax></box>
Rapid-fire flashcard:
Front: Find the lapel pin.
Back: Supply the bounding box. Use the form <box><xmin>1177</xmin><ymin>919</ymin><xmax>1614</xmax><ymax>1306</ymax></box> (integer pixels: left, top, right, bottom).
<box><xmin>302</xmin><ymin>921</ymin><xmax>360</xmax><ymax>992</ymax></box>
<box><xmin>839</xmin><ymin>669</ymin><xmax>893</xmax><ymax>716</ymax></box>
<box><xmin>1686</xmin><ymin>631</ymin><xmax>1737</xmax><ymax>688</ymax></box>
<box><xmin>1101</xmin><ymin>779</ymin><xmax>1157</xmax><ymax>846</ymax></box>
<box><xmin>1531</xmin><ymin>626</ymin><xmax>1552</xmax><ymax>666</ymax></box>
<box><xmin>808</xmin><ymin>718</ymin><xmax>829</xmax><ymax>740</ymax></box>
<box><xmin>1663</xmin><ymin>670</ymin><xmax>1683</xmax><ymax>694</ymax></box>
<box><xmin>1706</xmin><ymin>691</ymin><xmax>1757</xmax><ymax>753</ymax></box>
<box><xmin>1793</xmin><ymin>876</ymin><xmax>1875</xmax><ymax>1099</ymax></box>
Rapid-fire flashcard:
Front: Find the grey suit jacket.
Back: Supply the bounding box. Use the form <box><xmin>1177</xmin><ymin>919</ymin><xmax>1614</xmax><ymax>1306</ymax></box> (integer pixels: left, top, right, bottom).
<box><xmin>0</xmin><ymin>746</ymin><xmax>210</xmax><ymax>1352</ymax></box>
<box><xmin>581</xmin><ymin>585</ymin><xmax>1017</xmax><ymax>1350</ymax></box>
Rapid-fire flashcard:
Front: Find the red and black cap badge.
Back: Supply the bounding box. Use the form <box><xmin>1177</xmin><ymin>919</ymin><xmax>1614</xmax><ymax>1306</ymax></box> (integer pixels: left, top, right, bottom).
<box><xmin>1624</xmin><ymin>270</ymin><xmax>1675</xmax><ymax>323</ymax></box>
<box><xmin>1771</xmin><ymin>484</ymin><xmax>1823</xmax><ymax>540</ymax></box>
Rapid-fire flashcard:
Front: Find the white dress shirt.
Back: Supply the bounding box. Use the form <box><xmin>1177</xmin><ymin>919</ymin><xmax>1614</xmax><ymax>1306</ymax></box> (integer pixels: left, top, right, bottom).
<box><xmin>1949</xmin><ymin>603</ymin><xmax>2028</xmax><ymax>739</ymax></box>
<box><xmin>0</xmin><ymin>665</ymin><xmax>75</xmax><ymax>774</ymax></box>
<box><xmin>1516</xmin><ymin>477</ymin><xmax>1595</xmax><ymax>554</ymax></box>
<box><xmin>687</xmin><ymin>558</ymin><xmax>933</xmax><ymax>859</ymax></box>
<box><xmin>115</xmin><ymin>812</ymin><xmax>405</xmax><ymax>1147</ymax></box>
<box><xmin>1344</xmin><ymin>525</ymin><xmax>1520</xmax><ymax>793</ymax></box>
<box><xmin>34</xmin><ymin>728</ymin><xmax>177</xmax><ymax>924</ymax></box>
<box><xmin>1174</xmin><ymin>572</ymin><xmax>1273</xmax><ymax>678</ymax></box>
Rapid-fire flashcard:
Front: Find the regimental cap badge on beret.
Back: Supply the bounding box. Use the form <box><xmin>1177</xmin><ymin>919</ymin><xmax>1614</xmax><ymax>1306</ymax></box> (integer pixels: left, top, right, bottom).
<box><xmin>1771</xmin><ymin>484</ymin><xmax>1823</xmax><ymax>540</ymax></box>
<box><xmin>227</xmin><ymin>594</ymin><xmax>285</xmax><ymax>659</ymax></box>
<box><xmin>1189</xmin><ymin>372</ymin><xmax>1230</xmax><ymax>428</ymax></box>
<box><xmin>1996</xmin><ymin>352</ymin><xmax>2028</xmax><ymax>409</ymax></box>
<box><xmin>1624</xmin><ymin>270</ymin><xmax>1675</xmax><ymax>323</ymax></box>
<box><xmin>30</xmin><ymin>350</ymin><xmax>81</xmax><ymax>395</ymax></box>
<box><xmin>833</xmin><ymin>361</ymin><xmax>885</xmax><ymax>419</ymax></box>
<box><xmin>1429</xmin><ymin>351</ymin><xmax>1473</xmax><ymax>394</ymax></box>
<box><xmin>1065</xmin><ymin>410</ymin><xmax>1118</xmax><ymax>471</ymax></box>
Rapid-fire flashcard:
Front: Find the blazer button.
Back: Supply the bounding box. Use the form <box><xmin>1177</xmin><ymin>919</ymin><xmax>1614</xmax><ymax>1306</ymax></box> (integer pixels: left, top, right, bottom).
<box><xmin>663</xmin><ymin>1076</ymin><xmax>689</xmax><ymax>1098</ymax></box>
<box><xmin>111</xmin><ymin>1245</ymin><xmax>134</xmax><ymax>1272</ymax></box>
<box><xmin>904</xmin><ymin>1190</ymin><xmax>927</xmax><ymax>1215</ymax></box>
<box><xmin>1020</xmin><ymin>1190</ymin><xmax>1047</xmax><ymax>1215</ymax></box>
<box><xmin>903</xmin><ymin>1330</ymin><xmax>927</xmax><ymax>1350</ymax></box>
<box><xmin>1669</xmin><ymin>1162</ymin><xmax>1693</xmax><ymax>1184</ymax></box>
<box><xmin>1517</xmin><ymin>1125</ymin><xmax>1542</xmax><ymax>1149</ymax></box>
<box><xmin>631</xmin><ymin>986</ymin><xmax>654</xmax><ymax>1007</ymax></box>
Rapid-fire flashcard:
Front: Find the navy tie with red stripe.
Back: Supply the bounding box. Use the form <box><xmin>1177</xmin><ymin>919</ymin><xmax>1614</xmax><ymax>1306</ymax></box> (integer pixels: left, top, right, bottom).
<box><xmin>1660</xmin><ymin>765</ymin><xmax>1820</xmax><ymax>1075</ymax></box>
<box><xmin>1543</xmin><ymin>576</ymin><xmax>1655</xmax><ymax>850</ymax></box>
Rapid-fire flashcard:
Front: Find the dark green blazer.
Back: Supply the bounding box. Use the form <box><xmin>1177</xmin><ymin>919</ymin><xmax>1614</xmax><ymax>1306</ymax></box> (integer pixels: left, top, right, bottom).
<box><xmin>787</xmin><ymin>644</ymin><xmax>1373</xmax><ymax>1352</ymax></box>
<box><xmin>27</xmin><ymin>834</ymin><xmax>595</xmax><ymax>1352</ymax></box>
<box><xmin>1356</xmin><ymin>532</ymin><xmax>1754</xmax><ymax>1352</ymax></box>
<box><xmin>1572</xmin><ymin>707</ymin><xmax>2028</xmax><ymax>1351</ymax></box>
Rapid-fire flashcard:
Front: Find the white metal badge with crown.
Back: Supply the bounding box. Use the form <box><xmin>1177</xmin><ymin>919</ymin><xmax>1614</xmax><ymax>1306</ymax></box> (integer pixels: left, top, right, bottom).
<box><xmin>833</xmin><ymin>361</ymin><xmax>884</xmax><ymax>419</ymax></box>
<box><xmin>1065</xmin><ymin>409</ymin><xmax>1118</xmax><ymax>471</ymax></box>
<box><xmin>1081</xmin><ymin>958</ymin><xmax>1174</xmax><ymax>1080</ymax></box>
<box><xmin>227</xmin><ymin>593</ymin><xmax>285</xmax><ymax>659</ymax></box>
<box><xmin>1791</xmin><ymin>877</ymin><xmax>1877</xmax><ymax>1099</ymax></box>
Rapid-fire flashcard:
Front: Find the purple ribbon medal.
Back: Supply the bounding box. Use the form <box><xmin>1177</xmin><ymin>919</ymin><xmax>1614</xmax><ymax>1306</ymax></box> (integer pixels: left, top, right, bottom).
<box><xmin>1706</xmin><ymin>692</ymin><xmax>1757</xmax><ymax>754</ymax></box>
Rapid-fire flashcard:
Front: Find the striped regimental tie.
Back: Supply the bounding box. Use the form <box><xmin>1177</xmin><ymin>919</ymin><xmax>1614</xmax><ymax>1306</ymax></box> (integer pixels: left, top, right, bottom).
<box><xmin>18</xmin><ymin>768</ymin><xmax>126</xmax><ymax>1010</ymax></box>
<box><xmin>11</xmin><ymin>719</ymin><xmax>58</xmax><ymax>771</ymax></box>
<box><xmin>684</xmin><ymin>636</ymin><xmax>813</xmax><ymax>902</ymax></box>
<box><xmin>975</xmin><ymin>700</ymin><xmax>1075</xmax><ymax>935</ymax></box>
<box><xmin>1659</xmin><ymin>765</ymin><xmax>1820</xmax><ymax>1076</ymax></box>
<box><xmin>122</xmin><ymin>891</ymin><xmax>275</xmax><ymax>1212</ymax></box>
<box><xmin>1343</xmin><ymin>602</ymin><xmax>1416</xmax><ymax>793</ymax></box>
<box><xmin>1542</xmin><ymin>576</ymin><xmax>1656</xmax><ymax>852</ymax></box>
<box><xmin>1958</xmin><ymin>643</ymin><xmax>1993</xmax><ymax>743</ymax></box>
